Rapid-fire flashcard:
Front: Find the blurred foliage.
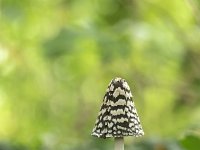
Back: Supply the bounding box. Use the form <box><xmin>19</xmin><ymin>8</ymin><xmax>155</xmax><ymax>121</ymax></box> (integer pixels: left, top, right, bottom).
<box><xmin>1</xmin><ymin>0</ymin><xmax>200</xmax><ymax>149</ymax></box>
<box><xmin>180</xmin><ymin>134</ymin><xmax>200</xmax><ymax>150</ymax></box>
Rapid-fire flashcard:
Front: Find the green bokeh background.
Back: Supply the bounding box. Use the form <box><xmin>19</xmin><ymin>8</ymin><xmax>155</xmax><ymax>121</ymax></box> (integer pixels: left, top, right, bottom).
<box><xmin>0</xmin><ymin>0</ymin><xmax>200</xmax><ymax>149</ymax></box>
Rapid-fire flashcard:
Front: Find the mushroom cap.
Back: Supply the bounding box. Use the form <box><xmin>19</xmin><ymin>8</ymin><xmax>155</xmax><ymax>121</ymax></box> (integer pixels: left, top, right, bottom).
<box><xmin>91</xmin><ymin>77</ymin><xmax>144</xmax><ymax>138</ymax></box>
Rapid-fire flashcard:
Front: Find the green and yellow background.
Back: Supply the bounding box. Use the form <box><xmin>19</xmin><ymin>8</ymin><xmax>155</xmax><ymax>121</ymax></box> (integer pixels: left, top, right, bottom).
<box><xmin>0</xmin><ymin>0</ymin><xmax>200</xmax><ymax>149</ymax></box>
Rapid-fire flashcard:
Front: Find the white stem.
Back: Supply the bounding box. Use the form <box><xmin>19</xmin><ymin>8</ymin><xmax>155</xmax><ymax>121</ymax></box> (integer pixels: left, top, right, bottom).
<box><xmin>114</xmin><ymin>137</ymin><xmax>124</xmax><ymax>150</ymax></box>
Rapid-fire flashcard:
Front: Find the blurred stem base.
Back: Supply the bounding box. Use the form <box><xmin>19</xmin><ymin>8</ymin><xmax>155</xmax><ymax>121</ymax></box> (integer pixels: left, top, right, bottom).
<box><xmin>115</xmin><ymin>137</ymin><xmax>124</xmax><ymax>150</ymax></box>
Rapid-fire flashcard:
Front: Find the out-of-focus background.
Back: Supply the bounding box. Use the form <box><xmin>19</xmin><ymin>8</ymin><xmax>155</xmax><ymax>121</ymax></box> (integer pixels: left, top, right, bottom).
<box><xmin>0</xmin><ymin>0</ymin><xmax>200</xmax><ymax>149</ymax></box>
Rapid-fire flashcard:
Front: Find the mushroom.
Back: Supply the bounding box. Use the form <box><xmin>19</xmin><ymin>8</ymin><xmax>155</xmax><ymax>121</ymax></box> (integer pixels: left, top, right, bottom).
<box><xmin>91</xmin><ymin>77</ymin><xmax>144</xmax><ymax>150</ymax></box>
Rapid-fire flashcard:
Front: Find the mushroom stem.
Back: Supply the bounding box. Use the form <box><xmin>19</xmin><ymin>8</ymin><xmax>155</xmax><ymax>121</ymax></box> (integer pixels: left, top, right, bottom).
<box><xmin>114</xmin><ymin>137</ymin><xmax>124</xmax><ymax>150</ymax></box>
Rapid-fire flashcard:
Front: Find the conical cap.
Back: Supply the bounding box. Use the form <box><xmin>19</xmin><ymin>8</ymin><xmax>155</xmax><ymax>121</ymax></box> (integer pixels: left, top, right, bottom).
<box><xmin>92</xmin><ymin>77</ymin><xmax>144</xmax><ymax>138</ymax></box>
